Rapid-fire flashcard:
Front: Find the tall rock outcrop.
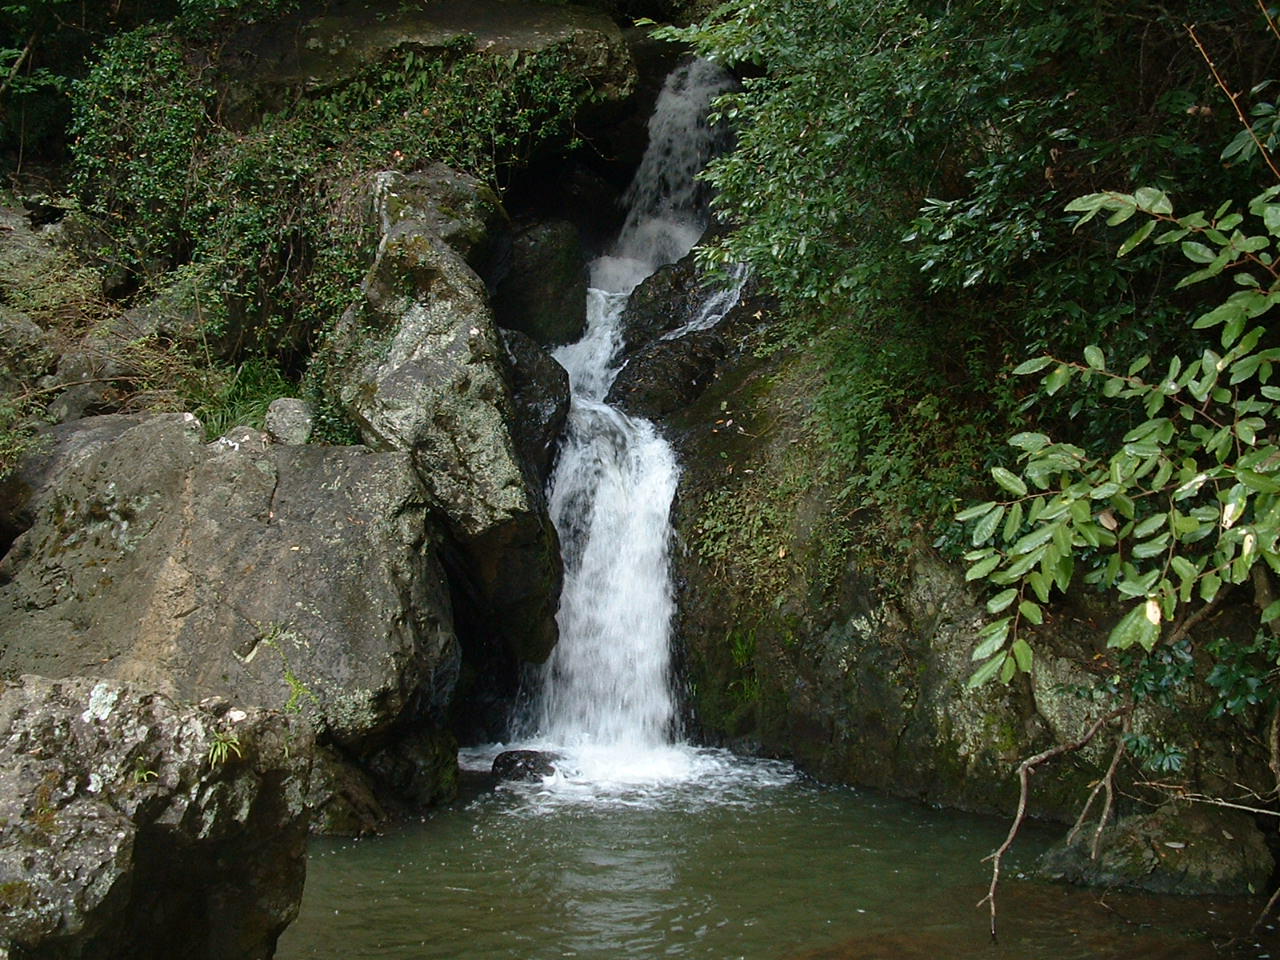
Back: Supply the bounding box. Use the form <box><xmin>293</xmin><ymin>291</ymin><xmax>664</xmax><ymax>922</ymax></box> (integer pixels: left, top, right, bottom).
<box><xmin>329</xmin><ymin>166</ymin><xmax>563</xmax><ymax>665</ymax></box>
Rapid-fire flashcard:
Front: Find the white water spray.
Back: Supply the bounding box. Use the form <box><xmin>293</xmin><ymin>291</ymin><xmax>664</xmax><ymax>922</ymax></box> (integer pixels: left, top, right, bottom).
<box><xmin>512</xmin><ymin>59</ymin><xmax>742</xmax><ymax>787</ymax></box>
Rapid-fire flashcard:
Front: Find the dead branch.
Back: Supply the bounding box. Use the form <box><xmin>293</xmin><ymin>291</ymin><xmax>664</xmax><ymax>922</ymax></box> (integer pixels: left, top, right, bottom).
<box><xmin>0</xmin><ymin>33</ymin><xmax>38</xmax><ymax>104</ymax></box>
<box><xmin>1131</xmin><ymin>782</ymin><xmax>1280</xmax><ymax>816</ymax></box>
<box><xmin>977</xmin><ymin>704</ymin><xmax>1132</xmax><ymax>942</ymax></box>
<box><xmin>1187</xmin><ymin>23</ymin><xmax>1280</xmax><ymax>182</ymax></box>
<box><xmin>1260</xmin><ymin>0</ymin><xmax>1280</xmax><ymax>43</ymax></box>
<box><xmin>1255</xmin><ymin>883</ymin><xmax>1280</xmax><ymax>934</ymax></box>
<box><xmin>1064</xmin><ymin>716</ymin><xmax>1129</xmax><ymax>856</ymax></box>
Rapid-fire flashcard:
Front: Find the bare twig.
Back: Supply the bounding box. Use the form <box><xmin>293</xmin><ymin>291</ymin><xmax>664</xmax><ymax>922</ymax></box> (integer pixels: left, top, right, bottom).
<box><xmin>1091</xmin><ymin>717</ymin><xmax>1130</xmax><ymax>860</ymax></box>
<box><xmin>1255</xmin><ymin>883</ymin><xmax>1280</xmax><ymax>933</ymax></box>
<box><xmin>1131</xmin><ymin>784</ymin><xmax>1280</xmax><ymax>816</ymax></box>
<box><xmin>1187</xmin><ymin>23</ymin><xmax>1280</xmax><ymax>182</ymax></box>
<box><xmin>1260</xmin><ymin>0</ymin><xmax>1280</xmax><ymax>42</ymax></box>
<box><xmin>977</xmin><ymin>704</ymin><xmax>1132</xmax><ymax>942</ymax></box>
<box><xmin>1165</xmin><ymin>586</ymin><xmax>1228</xmax><ymax>647</ymax></box>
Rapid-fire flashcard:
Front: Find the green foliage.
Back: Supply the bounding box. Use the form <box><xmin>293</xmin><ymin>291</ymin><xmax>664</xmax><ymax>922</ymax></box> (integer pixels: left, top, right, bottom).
<box><xmin>69</xmin><ymin>27</ymin><xmax>212</xmax><ymax>274</ymax></box>
<box><xmin>0</xmin><ymin>24</ymin><xmax>598</xmax><ymax>459</ymax></box>
<box><xmin>660</xmin><ymin>0</ymin><xmax>1257</xmax><ymax>544</ymax></box>
<box><xmin>189</xmin><ymin>358</ymin><xmax>293</xmax><ymax>440</ymax></box>
<box><xmin>1205</xmin><ymin>631</ymin><xmax>1280</xmax><ymax>717</ymax></box>
<box><xmin>960</xmin><ymin>186</ymin><xmax>1280</xmax><ymax>692</ymax></box>
<box><xmin>258</xmin><ymin>623</ymin><xmax>320</xmax><ymax>715</ymax></box>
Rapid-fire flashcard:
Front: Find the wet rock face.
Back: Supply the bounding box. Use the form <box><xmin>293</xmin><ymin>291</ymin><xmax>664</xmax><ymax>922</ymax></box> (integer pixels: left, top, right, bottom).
<box><xmin>0</xmin><ymin>414</ymin><xmax>459</xmax><ymax>816</ymax></box>
<box><xmin>492</xmin><ymin>220</ymin><xmax>589</xmax><ymax>347</ymax></box>
<box><xmin>1036</xmin><ymin>802</ymin><xmax>1275</xmax><ymax>896</ymax></box>
<box><xmin>330</xmin><ymin>165</ymin><xmax>562</xmax><ymax>665</ymax></box>
<box><xmin>616</xmin><ymin>253</ymin><xmax>703</xmax><ymax>354</ymax></box>
<box><xmin>0</xmin><ymin>675</ymin><xmax>312</xmax><ymax>960</ymax></box>
<box><xmin>662</xmin><ymin>343</ymin><xmax>1275</xmax><ymax>835</ymax></box>
<box><xmin>500</xmin><ymin>328</ymin><xmax>571</xmax><ymax>491</ymax></box>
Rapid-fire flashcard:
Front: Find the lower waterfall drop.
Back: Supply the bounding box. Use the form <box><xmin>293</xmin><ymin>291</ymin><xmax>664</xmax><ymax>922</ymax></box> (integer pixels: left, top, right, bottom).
<box><xmin>520</xmin><ymin>58</ymin><xmax>740</xmax><ymax>786</ymax></box>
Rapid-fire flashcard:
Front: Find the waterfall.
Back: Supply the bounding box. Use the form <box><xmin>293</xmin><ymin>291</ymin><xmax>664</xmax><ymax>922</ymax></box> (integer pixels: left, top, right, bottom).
<box><xmin>523</xmin><ymin>59</ymin><xmax>739</xmax><ymax>774</ymax></box>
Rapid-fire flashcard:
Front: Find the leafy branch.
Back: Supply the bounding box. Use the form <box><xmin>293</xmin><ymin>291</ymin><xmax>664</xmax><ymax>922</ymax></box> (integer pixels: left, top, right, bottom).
<box><xmin>959</xmin><ymin>185</ymin><xmax>1280</xmax><ymax>687</ymax></box>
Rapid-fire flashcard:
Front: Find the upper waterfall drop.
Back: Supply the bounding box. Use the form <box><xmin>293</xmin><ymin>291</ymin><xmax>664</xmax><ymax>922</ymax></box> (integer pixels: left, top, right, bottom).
<box><xmin>524</xmin><ymin>58</ymin><xmax>739</xmax><ymax>775</ymax></box>
<box><xmin>587</xmin><ymin>58</ymin><xmax>738</xmax><ymax>296</ymax></box>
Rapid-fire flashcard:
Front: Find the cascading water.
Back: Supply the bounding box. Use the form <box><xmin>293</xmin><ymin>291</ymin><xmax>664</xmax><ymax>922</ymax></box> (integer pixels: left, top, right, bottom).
<box><xmin>278</xmin><ymin>59</ymin><xmax>1268</xmax><ymax>960</ymax></box>
<box><xmin>498</xmin><ymin>58</ymin><xmax>743</xmax><ymax>787</ymax></box>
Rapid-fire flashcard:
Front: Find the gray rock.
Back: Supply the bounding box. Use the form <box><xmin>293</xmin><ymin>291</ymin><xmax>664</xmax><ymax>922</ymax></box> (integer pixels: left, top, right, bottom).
<box><xmin>330</xmin><ymin>167</ymin><xmax>561</xmax><ymax>664</ymax></box>
<box><xmin>265</xmin><ymin>398</ymin><xmax>315</xmax><ymax>446</ymax></box>
<box><xmin>0</xmin><ymin>413</ymin><xmax>460</xmax><ymax>814</ymax></box>
<box><xmin>1036</xmin><ymin>802</ymin><xmax>1275</xmax><ymax>896</ymax></box>
<box><xmin>374</xmin><ymin>167</ymin><xmax>508</xmax><ymax>279</ymax></box>
<box><xmin>500</xmin><ymin>328</ymin><xmax>571</xmax><ymax>490</ymax></box>
<box><xmin>0</xmin><ymin>674</ymin><xmax>312</xmax><ymax>960</ymax></box>
<box><xmin>492</xmin><ymin>220</ymin><xmax>588</xmax><ymax>346</ymax></box>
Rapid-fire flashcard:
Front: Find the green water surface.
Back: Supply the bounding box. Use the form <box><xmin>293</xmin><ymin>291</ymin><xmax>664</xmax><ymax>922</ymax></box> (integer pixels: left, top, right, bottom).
<box><xmin>277</xmin><ymin>754</ymin><xmax>1272</xmax><ymax>960</ymax></box>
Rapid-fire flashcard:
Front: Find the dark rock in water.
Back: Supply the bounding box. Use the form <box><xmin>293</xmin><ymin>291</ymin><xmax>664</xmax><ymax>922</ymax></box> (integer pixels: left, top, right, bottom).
<box><xmin>607</xmin><ymin>331</ymin><xmax>726</xmax><ymax>420</ymax></box>
<box><xmin>616</xmin><ymin>253</ymin><xmax>703</xmax><ymax>355</ymax></box>
<box><xmin>492</xmin><ymin>750</ymin><xmax>558</xmax><ymax>782</ymax></box>
<box><xmin>1035</xmin><ymin>801</ymin><xmax>1274</xmax><ymax>896</ymax></box>
<box><xmin>500</xmin><ymin>328</ymin><xmax>571</xmax><ymax>490</ymax></box>
<box><xmin>0</xmin><ymin>675</ymin><xmax>312</xmax><ymax>960</ymax></box>
<box><xmin>493</xmin><ymin>219</ymin><xmax>588</xmax><ymax>347</ymax></box>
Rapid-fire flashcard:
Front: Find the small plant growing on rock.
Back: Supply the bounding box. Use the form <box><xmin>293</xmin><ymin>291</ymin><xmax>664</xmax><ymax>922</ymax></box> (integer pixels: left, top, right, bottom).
<box><xmin>206</xmin><ymin>730</ymin><xmax>241</xmax><ymax>767</ymax></box>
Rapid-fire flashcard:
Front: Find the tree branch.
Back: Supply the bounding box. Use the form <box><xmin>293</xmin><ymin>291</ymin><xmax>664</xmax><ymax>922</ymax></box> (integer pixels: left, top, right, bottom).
<box><xmin>978</xmin><ymin>705</ymin><xmax>1132</xmax><ymax>942</ymax></box>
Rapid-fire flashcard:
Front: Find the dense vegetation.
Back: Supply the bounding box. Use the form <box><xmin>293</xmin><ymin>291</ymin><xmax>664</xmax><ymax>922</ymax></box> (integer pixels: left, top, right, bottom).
<box><xmin>663</xmin><ymin>0</ymin><xmax>1280</xmax><ymax>702</ymax></box>
<box><xmin>0</xmin><ymin>0</ymin><xmax>594</xmax><ymax>472</ymax></box>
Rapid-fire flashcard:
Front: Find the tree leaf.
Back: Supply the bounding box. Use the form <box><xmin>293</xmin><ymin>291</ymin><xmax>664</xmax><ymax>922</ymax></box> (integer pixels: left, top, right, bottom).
<box><xmin>1018</xmin><ymin>600</ymin><xmax>1044</xmax><ymax>624</ymax></box>
<box><xmin>1011</xmin><ymin>356</ymin><xmax>1054</xmax><ymax>376</ymax></box>
<box><xmin>972</xmin><ymin>504</ymin><xmax>1005</xmax><ymax>545</ymax></box>
<box><xmin>972</xmin><ymin>619</ymin><xmax>1011</xmax><ymax>660</ymax></box>
<box><xmin>991</xmin><ymin>467</ymin><xmax>1028</xmax><ymax>497</ymax></box>
<box><xmin>1107</xmin><ymin>602</ymin><xmax>1160</xmax><ymax>650</ymax></box>
<box><xmin>967</xmin><ymin>654</ymin><xmax>1006</xmax><ymax>689</ymax></box>
<box><xmin>956</xmin><ymin>501</ymin><xmax>997</xmax><ymax>522</ymax></box>
<box><xmin>987</xmin><ymin>589</ymin><xmax>1018</xmax><ymax>614</ymax></box>
<box><xmin>966</xmin><ymin>554</ymin><xmax>1001</xmax><ymax>581</ymax></box>
<box><xmin>1011</xmin><ymin>637</ymin><xmax>1034</xmax><ymax>672</ymax></box>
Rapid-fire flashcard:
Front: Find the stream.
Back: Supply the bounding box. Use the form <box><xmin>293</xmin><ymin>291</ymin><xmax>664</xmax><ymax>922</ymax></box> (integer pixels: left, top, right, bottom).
<box><xmin>279</xmin><ymin>59</ymin><xmax>1275</xmax><ymax>960</ymax></box>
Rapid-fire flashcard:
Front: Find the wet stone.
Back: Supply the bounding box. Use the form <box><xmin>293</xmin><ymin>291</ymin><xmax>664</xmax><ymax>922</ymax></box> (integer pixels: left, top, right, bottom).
<box><xmin>492</xmin><ymin>750</ymin><xmax>559</xmax><ymax>782</ymax></box>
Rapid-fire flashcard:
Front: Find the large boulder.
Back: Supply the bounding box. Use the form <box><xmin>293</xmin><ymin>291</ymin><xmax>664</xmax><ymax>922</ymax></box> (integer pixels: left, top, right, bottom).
<box><xmin>1036</xmin><ymin>802</ymin><xmax>1275</xmax><ymax>896</ymax></box>
<box><xmin>373</xmin><ymin>166</ymin><xmax>509</xmax><ymax>280</ymax></box>
<box><xmin>492</xmin><ymin>219</ymin><xmax>589</xmax><ymax>347</ymax></box>
<box><xmin>330</xmin><ymin>166</ymin><xmax>561</xmax><ymax>665</ymax></box>
<box><xmin>0</xmin><ymin>675</ymin><xmax>312</xmax><ymax>960</ymax></box>
<box><xmin>219</xmin><ymin>0</ymin><xmax>636</xmax><ymax>127</ymax></box>
<box><xmin>0</xmin><ymin>414</ymin><xmax>460</xmax><ymax>817</ymax></box>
